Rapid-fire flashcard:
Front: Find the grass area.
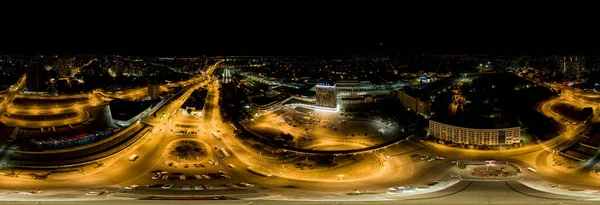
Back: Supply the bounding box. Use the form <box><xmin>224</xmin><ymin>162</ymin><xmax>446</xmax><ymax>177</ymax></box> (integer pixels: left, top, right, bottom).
<box><xmin>168</xmin><ymin>140</ymin><xmax>207</xmax><ymax>162</ymax></box>
<box><xmin>550</xmin><ymin>103</ymin><xmax>591</xmax><ymax>122</ymax></box>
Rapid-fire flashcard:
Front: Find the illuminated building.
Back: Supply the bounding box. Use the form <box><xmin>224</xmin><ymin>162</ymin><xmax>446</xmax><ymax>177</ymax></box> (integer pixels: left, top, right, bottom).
<box><xmin>429</xmin><ymin>120</ymin><xmax>521</xmax><ymax>145</ymax></box>
<box><xmin>315</xmin><ymin>83</ymin><xmax>336</xmax><ymax>108</ymax></box>
<box><xmin>560</xmin><ymin>56</ymin><xmax>584</xmax><ymax>77</ymax></box>
<box><xmin>180</xmin><ymin>89</ymin><xmax>207</xmax><ymax>116</ymax></box>
<box><xmin>398</xmin><ymin>90</ymin><xmax>431</xmax><ymax>116</ymax></box>
<box><xmin>148</xmin><ymin>81</ymin><xmax>160</xmax><ymax>99</ymax></box>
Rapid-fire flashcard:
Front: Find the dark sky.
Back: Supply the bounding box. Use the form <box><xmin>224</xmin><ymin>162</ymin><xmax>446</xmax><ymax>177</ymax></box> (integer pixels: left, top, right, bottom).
<box><xmin>2</xmin><ymin>5</ymin><xmax>598</xmax><ymax>56</ymax></box>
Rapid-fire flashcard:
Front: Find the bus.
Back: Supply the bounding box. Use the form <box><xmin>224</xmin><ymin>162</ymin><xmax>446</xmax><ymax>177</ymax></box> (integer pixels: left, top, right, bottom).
<box><xmin>212</xmin><ymin>132</ymin><xmax>221</xmax><ymax>140</ymax></box>
<box><xmin>219</xmin><ymin>148</ymin><xmax>230</xmax><ymax>158</ymax></box>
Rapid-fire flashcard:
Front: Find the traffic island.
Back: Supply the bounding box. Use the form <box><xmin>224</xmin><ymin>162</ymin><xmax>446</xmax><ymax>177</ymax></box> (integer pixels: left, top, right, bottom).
<box><xmin>167</xmin><ymin>140</ymin><xmax>208</xmax><ymax>163</ymax></box>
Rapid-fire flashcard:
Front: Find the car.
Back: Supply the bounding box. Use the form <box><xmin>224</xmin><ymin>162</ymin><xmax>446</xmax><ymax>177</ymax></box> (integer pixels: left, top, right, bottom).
<box><xmin>193</xmin><ymin>185</ymin><xmax>204</xmax><ymax>190</ymax></box>
<box><xmin>239</xmin><ymin>182</ymin><xmax>254</xmax><ymax>187</ymax></box>
<box><xmin>173</xmin><ymin>163</ymin><xmax>179</xmax><ymax>168</ymax></box>
<box><xmin>195</xmin><ymin>175</ymin><xmax>203</xmax><ymax>180</ymax></box>
<box><xmin>86</xmin><ymin>191</ymin><xmax>101</xmax><ymax>196</ymax></box>
<box><xmin>228</xmin><ymin>164</ymin><xmax>236</xmax><ymax>169</ymax></box>
<box><xmin>129</xmin><ymin>154</ymin><xmax>140</xmax><ymax>161</ymax></box>
<box><xmin>388</xmin><ymin>187</ymin><xmax>398</xmax><ymax>192</ymax></box>
<box><xmin>202</xmin><ymin>185</ymin><xmax>213</xmax><ymax>190</ymax></box>
<box><xmin>201</xmin><ymin>174</ymin><xmax>211</xmax><ymax>179</ymax></box>
<box><xmin>162</xmin><ymin>175</ymin><xmax>169</xmax><ymax>180</ymax></box>
<box><xmin>420</xmin><ymin>156</ymin><xmax>429</xmax><ymax>160</ymax></box>
<box><xmin>161</xmin><ymin>184</ymin><xmax>173</xmax><ymax>189</ymax></box>
<box><xmin>427</xmin><ymin>158</ymin><xmax>435</xmax><ymax>162</ymax></box>
<box><xmin>193</xmin><ymin>164</ymin><xmax>200</xmax><ymax>168</ymax></box>
<box><xmin>152</xmin><ymin>174</ymin><xmax>161</xmax><ymax>180</ymax></box>
<box><xmin>160</xmin><ymin>171</ymin><xmax>168</xmax><ymax>175</ymax></box>
<box><xmin>218</xmin><ymin>170</ymin><xmax>229</xmax><ymax>174</ymax></box>
<box><xmin>226</xmin><ymin>183</ymin><xmax>240</xmax><ymax>189</ymax></box>
<box><xmin>435</xmin><ymin>156</ymin><xmax>445</xmax><ymax>160</ymax></box>
<box><xmin>182</xmin><ymin>185</ymin><xmax>191</xmax><ymax>190</ymax></box>
<box><xmin>130</xmin><ymin>185</ymin><xmax>141</xmax><ymax>189</ymax></box>
<box><xmin>199</xmin><ymin>163</ymin><xmax>205</xmax><ymax>167</ymax></box>
<box><xmin>183</xmin><ymin>164</ymin><xmax>189</xmax><ymax>168</ymax></box>
<box><xmin>180</xmin><ymin>175</ymin><xmax>186</xmax><ymax>180</ymax></box>
<box><xmin>220</xmin><ymin>175</ymin><xmax>231</xmax><ymax>179</ymax></box>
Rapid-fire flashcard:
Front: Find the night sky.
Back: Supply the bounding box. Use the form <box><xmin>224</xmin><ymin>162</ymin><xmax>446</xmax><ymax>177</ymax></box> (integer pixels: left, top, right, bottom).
<box><xmin>1</xmin><ymin>6</ymin><xmax>597</xmax><ymax>56</ymax></box>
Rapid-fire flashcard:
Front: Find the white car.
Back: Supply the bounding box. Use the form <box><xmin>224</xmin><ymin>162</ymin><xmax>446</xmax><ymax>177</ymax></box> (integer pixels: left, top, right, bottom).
<box><xmin>239</xmin><ymin>182</ymin><xmax>254</xmax><ymax>187</ymax></box>
<box><xmin>86</xmin><ymin>191</ymin><xmax>101</xmax><ymax>196</ymax></box>
<box><xmin>228</xmin><ymin>164</ymin><xmax>236</xmax><ymax>169</ymax></box>
<box><xmin>161</xmin><ymin>184</ymin><xmax>173</xmax><ymax>189</ymax></box>
<box><xmin>182</xmin><ymin>185</ymin><xmax>191</xmax><ymax>190</ymax></box>
<box><xmin>435</xmin><ymin>156</ymin><xmax>445</xmax><ymax>160</ymax></box>
<box><xmin>124</xmin><ymin>185</ymin><xmax>141</xmax><ymax>190</ymax></box>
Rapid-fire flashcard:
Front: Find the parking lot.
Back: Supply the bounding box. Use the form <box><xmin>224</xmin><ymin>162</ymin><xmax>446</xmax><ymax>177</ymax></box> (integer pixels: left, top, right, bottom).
<box><xmin>244</xmin><ymin>107</ymin><xmax>405</xmax><ymax>151</ymax></box>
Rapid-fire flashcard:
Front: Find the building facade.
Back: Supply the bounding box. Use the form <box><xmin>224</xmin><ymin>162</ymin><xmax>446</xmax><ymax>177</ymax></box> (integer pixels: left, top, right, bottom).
<box><xmin>25</xmin><ymin>62</ymin><xmax>47</xmax><ymax>91</ymax></box>
<box><xmin>315</xmin><ymin>84</ymin><xmax>336</xmax><ymax>108</ymax></box>
<box><xmin>148</xmin><ymin>82</ymin><xmax>160</xmax><ymax>99</ymax></box>
<box><xmin>560</xmin><ymin>56</ymin><xmax>584</xmax><ymax>77</ymax></box>
<box><xmin>428</xmin><ymin>120</ymin><xmax>521</xmax><ymax>145</ymax></box>
<box><xmin>398</xmin><ymin>90</ymin><xmax>431</xmax><ymax>117</ymax></box>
